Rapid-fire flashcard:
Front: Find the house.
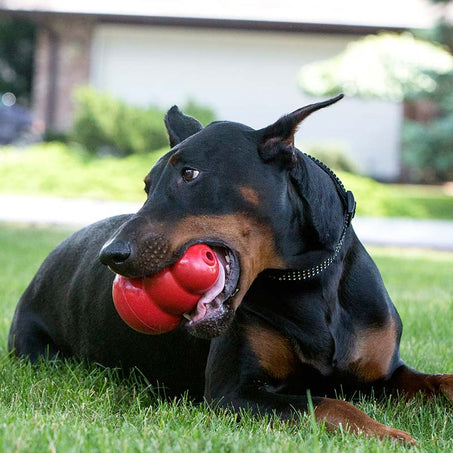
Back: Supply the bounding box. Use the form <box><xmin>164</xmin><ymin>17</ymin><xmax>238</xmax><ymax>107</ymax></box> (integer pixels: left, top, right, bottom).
<box><xmin>1</xmin><ymin>0</ymin><xmax>448</xmax><ymax>179</ymax></box>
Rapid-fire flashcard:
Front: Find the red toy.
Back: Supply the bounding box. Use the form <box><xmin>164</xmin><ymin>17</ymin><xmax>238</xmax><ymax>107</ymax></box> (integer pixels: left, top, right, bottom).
<box><xmin>112</xmin><ymin>244</ymin><xmax>220</xmax><ymax>334</ymax></box>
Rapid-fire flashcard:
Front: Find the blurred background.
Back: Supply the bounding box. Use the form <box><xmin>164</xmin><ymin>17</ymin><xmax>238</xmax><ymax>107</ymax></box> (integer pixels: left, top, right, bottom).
<box><xmin>1</xmin><ymin>4</ymin><xmax>453</xmax><ymax>450</ymax></box>
<box><xmin>0</xmin><ymin>0</ymin><xmax>452</xmax><ymax>245</ymax></box>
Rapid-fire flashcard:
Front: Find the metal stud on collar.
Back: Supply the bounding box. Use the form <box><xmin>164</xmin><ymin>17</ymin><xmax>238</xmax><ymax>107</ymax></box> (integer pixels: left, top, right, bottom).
<box><xmin>266</xmin><ymin>153</ymin><xmax>355</xmax><ymax>283</ymax></box>
<box><xmin>267</xmin><ymin>218</ymin><xmax>348</xmax><ymax>282</ymax></box>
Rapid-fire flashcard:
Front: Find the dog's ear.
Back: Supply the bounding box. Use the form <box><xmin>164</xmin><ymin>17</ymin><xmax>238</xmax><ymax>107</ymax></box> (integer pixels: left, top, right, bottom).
<box><xmin>164</xmin><ymin>106</ymin><xmax>204</xmax><ymax>147</ymax></box>
<box><xmin>258</xmin><ymin>95</ymin><xmax>343</xmax><ymax>165</ymax></box>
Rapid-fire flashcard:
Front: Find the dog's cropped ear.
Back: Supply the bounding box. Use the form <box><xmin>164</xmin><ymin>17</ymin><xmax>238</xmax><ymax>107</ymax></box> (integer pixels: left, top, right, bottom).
<box><xmin>164</xmin><ymin>106</ymin><xmax>204</xmax><ymax>148</ymax></box>
<box><xmin>258</xmin><ymin>95</ymin><xmax>344</xmax><ymax>165</ymax></box>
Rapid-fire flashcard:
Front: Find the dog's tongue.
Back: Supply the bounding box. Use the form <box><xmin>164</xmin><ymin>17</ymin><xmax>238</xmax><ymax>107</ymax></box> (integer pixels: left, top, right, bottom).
<box><xmin>112</xmin><ymin>244</ymin><xmax>221</xmax><ymax>334</ymax></box>
<box><xmin>187</xmin><ymin>262</ymin><xmax>225</xmax><ymax>323</ymax></box>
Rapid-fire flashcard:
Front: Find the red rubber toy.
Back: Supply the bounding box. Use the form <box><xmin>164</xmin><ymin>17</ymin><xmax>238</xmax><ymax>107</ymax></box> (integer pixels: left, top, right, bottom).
<box><xmin>112</xmin><ymin>244</ymin><xmax>219</xmax><ymax>334</ymax></box>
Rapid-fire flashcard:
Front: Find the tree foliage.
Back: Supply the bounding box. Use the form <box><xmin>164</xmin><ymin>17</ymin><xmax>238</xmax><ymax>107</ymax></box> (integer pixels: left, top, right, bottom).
<box><xmin>298</xmin><ymin>3</ymin><xmax>453</xmax><ymax>182</ymax></box>
<box><xmin>299</xmin><ymin>33</ymin><xmax>453</xmax><ymax>102</ymax></box>
<box><xmin>72</xmin><ymin>87</ymin><xmax>216</xmax><ymax>156</ymax></box>
<box><xmin>402</xmin><ymin>0</ymin><xmax>453</xmax><ymax>182</ymax></box>
<box><xmin>0</xmin><ymin>17</ymin><xmax>36</xmax><ymax>105</ymax></box>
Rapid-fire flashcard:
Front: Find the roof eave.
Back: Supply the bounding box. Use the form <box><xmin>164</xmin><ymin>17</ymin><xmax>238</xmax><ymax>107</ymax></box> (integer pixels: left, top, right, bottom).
<box><xmin>0</xmin><ymin>9</ymin><xmax>408</xmax><ymax>35</ymax></box>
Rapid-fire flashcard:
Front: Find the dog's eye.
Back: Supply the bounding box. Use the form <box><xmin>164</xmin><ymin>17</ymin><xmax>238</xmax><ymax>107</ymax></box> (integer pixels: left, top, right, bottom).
<box><xmin>181</xmin><ymin>168</ymin><xmax>200</xmax><ymax>182</ymax></box>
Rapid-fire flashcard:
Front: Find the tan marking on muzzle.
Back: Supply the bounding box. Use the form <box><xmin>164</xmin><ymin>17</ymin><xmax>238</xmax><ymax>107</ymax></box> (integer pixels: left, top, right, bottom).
<box><xmin>167</xmin><ymin>213</ymin><xmax>285</xmax><ymax>309</ymax></box>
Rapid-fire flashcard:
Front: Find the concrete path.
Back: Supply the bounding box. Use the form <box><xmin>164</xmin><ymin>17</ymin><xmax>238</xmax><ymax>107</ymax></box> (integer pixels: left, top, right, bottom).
<box><xmin>0</xmin><ymin>194</ymin><xmax>141</xmax><ymax>227</ymax></box>
<box><xmin>352</xmin><ymin>216</ymin><xmax>453</xmax><ymax>251</ymax></box>
<box><xmin>1</xmin><ymin>194</ymin><xmax>452</xmax><ymax>250</ymax></box>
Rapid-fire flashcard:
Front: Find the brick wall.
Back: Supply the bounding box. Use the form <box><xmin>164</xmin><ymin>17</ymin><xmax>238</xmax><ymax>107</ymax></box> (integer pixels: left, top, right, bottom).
<box><xmin>32</xmin><ymin>15</ymin><xmax>94</xmax><ymax>131</ymax></box>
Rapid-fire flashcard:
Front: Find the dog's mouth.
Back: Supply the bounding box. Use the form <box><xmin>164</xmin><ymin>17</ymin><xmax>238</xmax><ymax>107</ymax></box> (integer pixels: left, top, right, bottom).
<box><xmin>181</xmin><ymin>243</ymin><xmax>240</xmax><ymax>338</ymax></box>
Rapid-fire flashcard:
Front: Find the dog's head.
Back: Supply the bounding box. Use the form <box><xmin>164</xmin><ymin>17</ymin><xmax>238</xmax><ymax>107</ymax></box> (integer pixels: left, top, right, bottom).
<box><xmin>100</xmin><ymin>95</ymin><xmax>346</xmax><ymax>338</ymax></box>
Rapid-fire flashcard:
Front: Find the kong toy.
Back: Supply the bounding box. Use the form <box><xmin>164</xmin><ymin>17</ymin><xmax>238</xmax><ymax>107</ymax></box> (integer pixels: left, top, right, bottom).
<box><xmin>112</xmin><ymin>244</ymin><xmax>219</xmax><ymax>334</ymax></box>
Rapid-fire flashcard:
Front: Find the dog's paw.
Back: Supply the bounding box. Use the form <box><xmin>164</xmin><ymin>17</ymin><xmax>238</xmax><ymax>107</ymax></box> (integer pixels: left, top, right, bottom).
<box><xmin>314</xmin><ymin>398</ymin><xmax>417</xmax><ymax>444</ymax></box>
<box><xmin>377</xmin><ymin>425</ymin><xmax>417</xmax><ymax>445</ymax></box>
<box><xmin>355</xmin><ymin>416</ymin><xmax>416</xmax><ymax>445</ymax></box>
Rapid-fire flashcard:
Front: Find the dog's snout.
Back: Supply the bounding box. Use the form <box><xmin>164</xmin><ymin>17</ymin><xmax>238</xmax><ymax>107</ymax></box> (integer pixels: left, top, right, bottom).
<box><xmin>99</xmin><ymin>230</ymin><xmax>172</xmax><ymax>278</ymax></box>
<box><xmin>99</xmin><ymin>240</ymin><xmax>131</xmax><ymax>268</ymax></box>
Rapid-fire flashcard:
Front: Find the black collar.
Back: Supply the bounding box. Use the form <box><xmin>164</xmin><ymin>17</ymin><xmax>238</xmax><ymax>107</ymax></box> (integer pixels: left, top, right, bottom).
<box><xmin>266</xmin><ymin>154</ymin><xmax>356</xmax><ymax>282</ymax></box>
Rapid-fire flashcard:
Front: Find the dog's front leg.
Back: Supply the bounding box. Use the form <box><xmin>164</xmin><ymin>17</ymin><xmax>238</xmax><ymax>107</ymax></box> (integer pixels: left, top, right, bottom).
<box><xmin>384</xmin><ymin>364</ymin><xmax>453</xmax><ymax>402</ymax></box>
<box><xmin>208</xmin><ymin>384</ymin><xmax>416</xmax><ymax>444</ymax></box>
<box><xmin>205</xmin><ymin>336</ymin><xmax>416</xmax><ymax>444</ymax></box>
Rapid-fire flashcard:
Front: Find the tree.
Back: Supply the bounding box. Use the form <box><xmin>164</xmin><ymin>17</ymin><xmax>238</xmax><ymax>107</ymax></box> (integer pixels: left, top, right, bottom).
<box><xmin>0</xmin><ymin>16</ymin><xmax>36</xmax><ymax>106</ymax></box>
<box><xmin>298</xmin><ymin>25</ymin><xmax>453</xmax><ymax>182</ymax></box>
<box><xmin>298</xmin><ymin>33</ymin><xmax>453</xmax><ymax>102</ymax></box>
<box><xmin>402</xmin><ymin>0</ymin><xmax>453</xmax><ymax>182</ymax></box>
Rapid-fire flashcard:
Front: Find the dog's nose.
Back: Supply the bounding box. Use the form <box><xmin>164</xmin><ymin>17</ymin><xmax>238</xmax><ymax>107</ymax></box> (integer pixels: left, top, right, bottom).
<box><xmin>99</xmin><ymin>227</ymin><xmax>171</xmax><ymax>277</ymax></box>
<box><xmin>99</xmin><ymin>240</ymin><xmax>131</xmax><ymax>268</ymax></box>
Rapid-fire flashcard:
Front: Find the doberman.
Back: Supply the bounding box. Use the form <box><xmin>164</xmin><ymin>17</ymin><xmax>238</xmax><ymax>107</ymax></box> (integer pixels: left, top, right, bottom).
<box><xmin>8</xmin><ymin>95</ymin><xmax>452</xmax><ymax>443</ymax></box>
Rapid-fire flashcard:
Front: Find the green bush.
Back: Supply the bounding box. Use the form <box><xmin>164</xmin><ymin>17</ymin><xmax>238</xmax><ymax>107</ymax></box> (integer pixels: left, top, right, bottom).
<box><xmin>401</xmin><ymin>11</ymin><xmax>453</xmax><ymax>183</ymax></box>
<box><xmin>72</xmin><ymin>87</ymin><xmax>216</xmax><ymax>157</ymax></box>
<box><xmin>72</xmin><ymin>88</ymin><xmax>167</xmax><ymax>156</ymax></box>
<box><xmin>298</xmin><ymin>33</ymin><xmax>453</xmax><ymax>102</ymax></box>
<box><xmin>402</xmin><ymin>114</ymin><xmax>453</xmax><ymax>182</ymax></box>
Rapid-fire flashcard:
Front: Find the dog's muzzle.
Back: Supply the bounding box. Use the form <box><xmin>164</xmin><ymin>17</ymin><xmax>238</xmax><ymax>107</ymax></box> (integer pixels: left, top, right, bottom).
<box><xmin>99</xmin><ymin>232</ymin><xmax>171</xmax><ymax>278</ymax></box>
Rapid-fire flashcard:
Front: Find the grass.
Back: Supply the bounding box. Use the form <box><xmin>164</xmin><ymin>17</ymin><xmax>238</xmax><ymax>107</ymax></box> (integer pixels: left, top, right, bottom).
<box><xmin>0</xmin><ymin>143</ymin><xmax>152</xmax><ymax>202</ymax></box>
<box><xmin>340</xmin><ymin>172</ymin><xmax>453</xmax><ymax>220</ymax></box>
<box><xmin>1</xmin><ymin>142</ymin><xmax>453</xmax><ymax>219</ymax></box>
<box><xmin>0</xmin><ymin>225</ymin><xmax>452</xmax><ymax>452</ymax></box>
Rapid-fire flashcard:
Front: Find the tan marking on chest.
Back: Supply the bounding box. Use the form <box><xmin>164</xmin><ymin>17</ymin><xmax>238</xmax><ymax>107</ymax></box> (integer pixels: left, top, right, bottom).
<box><xmin>349</xmin><ymin>320</ymin><xmax>397</xmax><ymax>382</ymax></box>
<box><xmin>246</xmin><ymin>326</ymin><xmax>297</xmax><ymax>380</ymax></box>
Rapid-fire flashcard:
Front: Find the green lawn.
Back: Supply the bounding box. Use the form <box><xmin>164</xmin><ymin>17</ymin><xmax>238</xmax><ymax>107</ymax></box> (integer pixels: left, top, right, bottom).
<box><xmin>0</xmin><ymin>143</ymin><xmax>152</xmax><ymax>203</ymax></box>
<box><xmin>1</xmin><ymin>143</ymin><xmax>453</xmax><ymax>219</ymax></box>
<box><xmin>0</xmin><ymin>225</ymin><xmax>452</xmax><ymax>452</ymax></box>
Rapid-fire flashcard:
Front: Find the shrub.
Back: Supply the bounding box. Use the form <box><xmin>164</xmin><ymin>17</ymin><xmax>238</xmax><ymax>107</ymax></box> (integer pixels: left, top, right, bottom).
<box><xmin>298</xmin><ymin>33</ymin><xmax>453</xmax><ymax>102</ymax></box>
<box><xmin>72</xmin><ymin>88</ymin><xmax>216</xmax><ymax>157</ymax></box>
<box><xmin>72</xmin><ymin>88</ymin><xmax>167</xmax><ymax>156</ymax></box>
<box><xmin>402</xmin><ymin>114</ymin><xmax>453</xmax><ymax>182</ymax></box>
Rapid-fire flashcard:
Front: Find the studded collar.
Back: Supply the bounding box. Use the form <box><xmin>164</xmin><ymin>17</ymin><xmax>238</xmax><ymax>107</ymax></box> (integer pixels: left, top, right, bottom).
<box><xmin>265</xmin><ymin>154</ymin><xmax>356</xmax><ymax>283</ymax></box>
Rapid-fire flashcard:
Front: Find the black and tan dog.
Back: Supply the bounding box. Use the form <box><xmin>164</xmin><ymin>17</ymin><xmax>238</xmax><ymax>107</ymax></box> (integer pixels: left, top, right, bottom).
<box><xmin>9</xmin><ymin>95</ymin><xmax>452</xmax><ymax>443</ymax></box>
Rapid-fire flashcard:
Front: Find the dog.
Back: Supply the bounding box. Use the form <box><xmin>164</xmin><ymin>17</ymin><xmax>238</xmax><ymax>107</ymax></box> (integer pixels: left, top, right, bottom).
<box><xmin>8</xmin><ymin>95</ymin><xmax>452</xmax><ymax>443</ymax></box>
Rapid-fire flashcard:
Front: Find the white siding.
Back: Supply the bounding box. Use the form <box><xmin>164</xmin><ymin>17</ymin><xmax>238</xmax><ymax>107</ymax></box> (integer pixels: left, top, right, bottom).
<box><xmin>91</xmin><ymin>25</ymin><xmax>401</xmax><ymax>179</ymax></box>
